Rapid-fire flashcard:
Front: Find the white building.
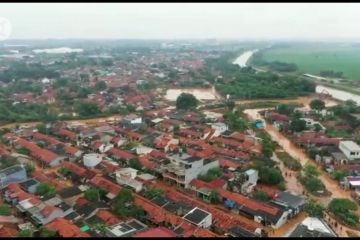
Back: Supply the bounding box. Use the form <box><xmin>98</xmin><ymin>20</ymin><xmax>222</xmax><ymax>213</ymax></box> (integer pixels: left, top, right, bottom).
<box><xmin>210</xmin><ymin>122</ymin><xmax>228</xmax><ymax>137</ymax></box>
<box><xmin>241</xmin><ymin>169</ymin><xmax>259</xmax><ymax>195</ymax></box>
<box><xmin>162</xmin><ymin>153</ymin><xmax>219</xmax><ymax>188</ymax></box>
<box><xmin>83</xmin><ymin>153</ymin><xmax>103</xmax><ymax>168</ymax></box>
<box><xmin>115</xmin><ymin>168</ymin><xmax>143</xmax><ymax>192</ymax></box>
<box><xmin>339</xmin><ymin>140</ymin><xmax>360</xmax><ymax>160</ymax></box>
<box><xmin>183</xmin><ymin>207</ymin><xmax>212</xmax><ymax>228</ymax></box>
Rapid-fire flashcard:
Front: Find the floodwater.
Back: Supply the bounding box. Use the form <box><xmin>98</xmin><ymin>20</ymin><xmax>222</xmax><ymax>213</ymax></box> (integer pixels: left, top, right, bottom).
<box><xmin>164</xmin><ymin>86</ymin><xmax>221</xmax><ymax>101</ymax></box>
<box><xmin>232</xmin><ymin>49</ymin><xmax>258</xmax><ymax>67</ymax></box>
<box><xmin>32</xmin><ymin>47</ymin><xmax>84</xmax><ymax>54</ymax></box>
<box><xmin>316</xmin><ymin>85</ymin><xmax>360</xmax><ymax>105</ymax></box>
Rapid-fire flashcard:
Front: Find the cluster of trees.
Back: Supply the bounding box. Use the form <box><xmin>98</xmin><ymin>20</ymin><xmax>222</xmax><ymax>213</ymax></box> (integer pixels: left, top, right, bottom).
<box><xmin>0</xmin><ymin>204</ymin><xmax>12</xmax><ymax>216</ymax></box>
<box><xmin>328</xmin><ymin>198</ymin><xmax>359</xmax><ymax>226</ymax></box>
<box><xmin>258</xmin><ymin>132</ymin><xmax>276</xmax><ymax>158</ymax></box>
<box><xmin>299</xmin><ymin>165</ymin><xmax>326</xmax><ymax>194</ymax></box>
<box><xmin>223</xmin><ymin>111</ymin><xmax>249</xmax><ymax>132</ymax></box>
<box><xmin>0</xmin><ymin>62</ymin><xmax>60</xmax><ymax>83</ymax></box>
<box><xmin>320</xmin><ymin>70</ymin><xmax>343</xmax><ymax>78</ymax></box>
<box><xmin>305</xmin><ymin>200</ymin><xmax>325</xmax><ymax>218</ymax></box>
<box><xmin>198</xmin><ymin>167</ymin><xmax>223</xmax><ymax>182</ymax></box>
<box><xmin>0</xmin><ymin>155</ymin><xmax>19</xmax><ymax>170</ymax></box>
<box><xmin>253</xmin><ymin>157</ymin><xmax>285</xmax><ymax>189</ymax></box>
<box><xmin>36</xmin><ymin>183</ymin><xmax>57</xmax><ymax>198</ymax></box>
<box><xmin>176</xmin><ymin>93</ymin><xmax>198</xmax><ymax>110</ymax></box>
<box><xmin>277</xmin><ymin>152</ymin><xmax>302</xmax><ymax>171</ymax></box>
<box><xmin>329</xmin><ymin>100</ymin><xmax>360</xmax><ymax>129</ymax></box>
<box><xmin>112</xmin><ymin>189</ymin><xmax>146</xmax><ymax>221</ymax></box>
<box><xmin>268</xmin><ymin>61</ymin><xmax>297</xmax><ymax>72</ymax></box>
<box><xmin>252</xmin><ymin>190</ymin><xmax>270</xmax><ymax>202</ymax></box>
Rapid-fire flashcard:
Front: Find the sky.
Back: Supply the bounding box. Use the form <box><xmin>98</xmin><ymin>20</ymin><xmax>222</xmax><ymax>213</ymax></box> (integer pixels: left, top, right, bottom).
<box><xmin>0</xmin><ymin>3</ymin><xmax>360</xmax><ymax>41</ymax></box>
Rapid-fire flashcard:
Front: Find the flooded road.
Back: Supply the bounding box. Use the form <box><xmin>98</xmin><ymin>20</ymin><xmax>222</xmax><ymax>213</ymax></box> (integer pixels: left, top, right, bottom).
<box><xmin>244</xmin><ymin>107</ymin><xmax>354</xmax><ymax>207</ymax></box>
<box><xmin>316</xmin><ymin>85</ymin><xmax>360</xmax><ymax>105</ymax></box>
<box><xmin>233</xmin><ymin>49</ymin><xmax>258</xmax><ymax>67</ymax></box>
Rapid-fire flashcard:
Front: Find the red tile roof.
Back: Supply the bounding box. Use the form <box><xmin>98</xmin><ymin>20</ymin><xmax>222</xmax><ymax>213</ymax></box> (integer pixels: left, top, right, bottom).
<box><xmin>64</xmin><ymin>145</ymin><xmax>81</xmax><ymax>155</ymax></box>
<box><xmin>32</xmin><ymin>132</ymin><xmax>61</xmax><ymax>145</ymax></box>
<box><xmin>46</xmin><ymin>218</ymin><xmax>90</xmax><ymax>237</ymax></box>
<box><xmin>296</xmin><ymin>136</ymin><xmax>340</xmax><ymax>145</ymax></box>
<box><xmin>218</xmin><ymin>189</ymin><xmax>280</xmax><ymax>216</ymax></box>
<box><xmin>134</xmin><ymin>227</ymin><xmax>177</xmax><ymax>238</ymax></box>
<box><xmin>177</xmin><ymin>128</ymin><xmax>202</xmax><ymax>138</ymax></box>
<box><xmin>0</xmin><ymin>226</ymin><xmax>18</xmax><ymax>237</ymax></box>
<box><xmin>267</xmin><ymin>113</ymin><xmax>290</xmax><ymax>122</ymax></box>
<box><xmin>219</xmin><ymin>158</ymin><xmax>241</xmax><ymax>169</ymax></box>
<box><xmin>31</xmin><ymin>170</ymin><xmax>65</xmax><ymax>191</ymax></box>
<box><xmin>89</xmin><ymin>176</ymin><xmax>121</xmax><ymax>195</ymax></box>
<box><xmin>41</xmin><ymin>205</ymin><xmax>60</xmax><ymax>218</ymax></box>
<box><xmin>108</xmin><ymin>147</ymin><xmax>135</xmax><ymax>161</ymax></box>
<box><xmin>15</xmin><ymin>138</ymin><xmax>59</xmax><ymax>164</ymax></box>
<box><xmin>95</xmin><ymin>210</ymin><xmax>120</xmax><ymax>225</ymax></box>
<box><xmin>62</xmin><ymin>161</ymin><xmax>88</xmax><ymax>178</ymax></box>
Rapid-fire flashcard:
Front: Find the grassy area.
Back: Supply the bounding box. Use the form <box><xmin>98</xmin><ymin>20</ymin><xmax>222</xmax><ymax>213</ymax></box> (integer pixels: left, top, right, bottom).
<box><xmin>277</xmin><ymin>151</ymin><xmax>302</xmax><ymax>171</ymax></box>
<box><xmin>261</xmin><ymin>45</ymin><xmax>360</xmax><ymax>81</ymax></box>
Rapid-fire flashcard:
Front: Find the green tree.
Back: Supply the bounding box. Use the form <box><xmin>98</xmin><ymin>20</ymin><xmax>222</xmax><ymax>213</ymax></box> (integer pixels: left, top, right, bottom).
<box><xmin>277</xmin><ymin>104</ymin><xmax>292</xmax><ymax>115</ymax></box>
<box><xmin>305</xmin><ymin>201</ymin><xmax>325</xmax><ymax>218</ymax></box>
<box><xmin>0</xmin><ymin>204</ymin><xmax>12</xmax><ymax>216</ymax></box>
<box><xmin>209</xmin><ymin>191</ymin><xmax>220</xmax><ymax>204</ymax></box>
<box><xmin>39</xmin><ymin>227</ymin><xmax>57</xmax><ymax>237</ymax></box>
<box><xmin>25</xmin><ymin>163</ymin><xmax>35</xmax><ymax>174</ymax></box>
<box><xmin>176</xmin><ymin>93</ymin><xmax>198</xmax><ymax>110</ymax></box>
<box><xmin>17</xmin><ymin>229</ymin><xmax>33</xmax><ymax>237</ymax></box>
<box><xmin>304</xmin><ymin>165</ymin><xmax>320</xmax><ymax>177</ymax></box>
<box><xmin>95</xmin><ymin>81</ymin><xmax>107</xmax><ymax>91</ymax></box>
<box><xmin>224</xmin><ymin>111</ymin><xmax>248</xmax><ymax>131</ymax></box>
<box><xmin>129</xmin><ymin>158</ymin><xmax>142</xmax><ymax>170</ymax></box>
<box><xmin>313</xmin><ymin>123</ymin><xmax>323</xmax><ymax>132</ymax></box>
<box><xmin>36</xmin><ymin>123</ymin><xmax>47</xmax><ymax>134</ymax></box>
<box><xmin>252</xmin><ymin>190</ymin><xmax>270</xmax><ymax>201</ymax></box>
<box><xmin>75</xmin><ymin>101</ymin><xmax>101</xmax><ymax>117</ymax></box>
<box><xmin>36</xmin><ymin>183</ymin><xmax>56</xmax><ymax>197</ymax></box>
<box><xmin>258</xmin><ymin>166</ymin><xmax>284</xmax><ymax>185</ymax></box>
<box><xmin>332</xmin><ymin>170</ymin><xmax>349</xmax><ymax>181</ymax></box>
<box><xmin>143</xmin><ymin>188</ymin><xmax>164</xmax><ymax>200</ymax></box>
<box><xmin>328</xmin><ymin>198</ymin><xmax>359</xmax><ymax>226</ymax></box>
<box><xmin>310</xmin><ymin>99</ymin><xmax>325</xmax><ymax>111</ymax></box>
<box><xmin>290</xmin><ymin>119</ymin><xmax>307</xmax><ymax>132</ymax></box>
<box><xmin>84</xmin><ymin>187</ymin><xmax>100</xmax><ymax>202</ymax></box>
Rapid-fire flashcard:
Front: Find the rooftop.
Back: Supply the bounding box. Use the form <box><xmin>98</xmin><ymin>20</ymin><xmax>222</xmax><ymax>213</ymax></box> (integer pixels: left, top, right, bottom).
<box><xmin>183</xmin><ymin>207</ymin><xmax>211</xmax><ymax>225</ymax></box>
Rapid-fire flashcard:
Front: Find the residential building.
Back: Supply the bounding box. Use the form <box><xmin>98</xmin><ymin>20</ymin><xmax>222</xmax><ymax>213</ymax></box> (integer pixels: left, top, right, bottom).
<box><xmin>339</xmin><ymin>141</ymin><xmax>360</xmax><ymax>161</ymax></box>
<box><xmin>0</xmin><ymin>165</ymin><xmax>27</xmax><ymax>189</ymax></box>
<box><xmin>284</xmin><ymin>217</ymin><xmax>336</xmax><ymax>237</ymax></box>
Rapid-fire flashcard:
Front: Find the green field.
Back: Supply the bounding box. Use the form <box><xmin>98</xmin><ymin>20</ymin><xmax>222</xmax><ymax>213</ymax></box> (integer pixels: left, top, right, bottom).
<box><xmin>261</xmin><ymin>45</ymin><xmax>360</xmax><ymax>81</ymax></box>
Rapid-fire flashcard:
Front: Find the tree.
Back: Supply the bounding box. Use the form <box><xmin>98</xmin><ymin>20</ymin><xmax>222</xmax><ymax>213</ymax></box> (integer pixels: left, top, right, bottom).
<box><xmin>209</xmin><ymin>191</ymin><xmax>220</xmax><ymax>204</ymax></box>
<box><xmin>36</xmin><ymin>183</ymin><xmax>56</xmax><ymax>197</ymax></box>
<box><xmin>75</xmin><ymin>101</ymin><xmax>101</xmax><ymax>117</ymax></box>
<box><xmin>252</xmin><ymin>190</ymin><xmax>270</xmax><ymax>201</ymax></box>
<box><xmin>304</xmin><ymin>165</ymin><xmax>320</xmax><ymax>177</ymax></box>
<box><xmin>277</xmin><ymin>104</ymin><xmax>292</xmax><ymax>115</ymax></box>
<box><xmin>176</xmin><ymin>93</ymin><xmax>198</xmax><ymax>110</ymax></box>
<box><xmin>328</xmin><ymin>198</ymin><xmax>359</xmax><ymax>226</ymax></box>
<box><xmin>25</xmin><ymin>163</ymin><xmax>35</xmax><ymax>174</ymax></box>
<box><xmin>313</xmin><ymin>123</ymin><xmax>323</xmax><ymax>132</ymax></box>
<box><xmin>95</xmin><ymin>81</ymin><xmax>107</xmax><ymax>91</ymax></box>
<box><xmin>129</xmin><ymin>158</ymin><xmax>142</xmax><ymax>170</ymax></box>
<box><xmin>305</xmin><ymin>201</ymin><xmax>325</xmax><ymax>218</ymax></box>
<box><xmin>332</xmin><ymin>170</ymin><xmax>349</xmax><ymax>181</ymax></box>
<box><xmin>36</xmin><ymin>123</ymin><xmax>47</xmax><ymax>134</ymax></box>
<box><xmin>143</xmin><ymin>188</ymin><xmax>164</xmax><ymax>200</ymax></box>
<box><xmin>290</xmin><ymin>119</ymin><xmax>307</xmax><ymax>132</ymax></box>
<box><xmin>39</xmin><ymin>227</ymin><xmax>57</xmax><ymax>237</ymax></box>
<box><xmin>310</xmin><ymin>99</ymin><xmax>325</xmax><ymax>111</ymax></box>
<box><xmin>84</xmin><ymin>188</ymin><xmax>100</xmax><ymax>202</ymax></box>
<box><xmin>0</xmin><ymin>204</ymin><xmax>12</xmax><ymax>216</ymax></box>
<box><xmin>258</xmin><ymin>166</ymin><xmax>284</xmax><ymax>185</ymax></box>
<box><xmin>226</xmin><ymin>101</ymin><xmax>235</xmax><ymax>111</ymax></box>
<box><xmin>224</xmin><ymin>111</ymin><xmax>248</xmax><ymax>131</ymax></box>
<box><xmin>18</xmin><ymin>229</ymin><xmax>33</xmax><ymax>237</ymax></box>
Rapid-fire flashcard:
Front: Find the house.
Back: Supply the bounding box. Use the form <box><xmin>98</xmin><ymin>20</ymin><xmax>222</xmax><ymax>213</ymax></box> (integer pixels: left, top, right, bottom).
<box><xmin>161</xmin><ymin>153</ymin><xmax>219</xmax><ymax>188</ymax></box>
<box><xmin>0</xmin><ymin>165</ymin><xmax>27</xmax><ymax>189</ymax></box>
<box><xmin>30</xmin><ymin>204</ymin><xmax>68</xmax><ymax>226</ymax></box>
<box><xmin>74</xmin><ymin>201</ymin><xmax>109</xmax><ymax>220</ymax></box>
<box><xmin>19</xmin><ymin>178</ymin><xmax>40</xmax><ymax>194</ymax></box>
<box><xmin>241</xmin><ymin>169</ymin><xmax>259</xmax><ymax>195</ymax></box>
<box><xmin>105</xmin><ymin>219</ymin><xmax>147</xmax><ymax>237</ymax></box>
<box><xmin>271</xmin><ymin>191</ymin><xmax>306</xmax><ymax>217</ymax></box>
<box><xmin>107</xmin><ymin>148</ymin><xmax>135</xmax><ymax>162</ymax></box>
<box><xmin>284</xmin><ymin>217</ymin><xmax>336</xmax><ymax>237</ymax></box>
<box><xmin>46</xmin><ymin>218</ymin><xmax>90</xmax><ymax>237</ymax></box>
<box><xmin>339</xmin><ymin>141</ymin><xmax>360</xmax><ymax>161</ymax></box>
<box><xmin>300</xmin><ymin>118</ymin><xmax>326</xmax><ymax>132</ymax></box>
<box><xmin>57</xmin><ymin>185</ymin><xmax>85</xmax><ymax>206</ymax></box>
<box><xmin>182</xmin><ymin>207</ymin><xmax>212</xmax><ymax>228</ymax></box>
<box><xmin>83</xmin><ymin>153</ymin><xmax>103</xmax><ymax>168</ymax></box>
<box><xmin>89</xmin><ymin>176</ymin><xmax>121</xmax><ymax>199</ymax></box>
<box><xmin>218</xmin><ymin>188</ymin><xmax>290</xmax><ymax>229</ymax></box>
<box><xmin>115</xmin><ymin>168</ymin><xmax>143</xmax><ymax>192</ymax></box>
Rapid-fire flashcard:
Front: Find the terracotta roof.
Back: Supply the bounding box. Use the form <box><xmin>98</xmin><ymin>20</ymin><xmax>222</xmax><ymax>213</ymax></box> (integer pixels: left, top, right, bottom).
<box><xmin>95</xmin><ymin>210</ymin><xmax>120</xmax><ymax>225</ymax></box>
<box><xmin>0</xmin><ymin>226</ymin><xmax>18</xmax><ymax>237</ymax></box>
<box><xmin>64</xmin><ymin>145</ymin><xmax>81</xmax><ymax>155</ymax></box>
<box><xmin>296</xmin><ymin>137</ymin><xmax>340</xmax><ymax>145</ymax></box>
<box><xmin>219</xmin><ymin>158</ymin><xmax>241</xmax><ymax>169</ymax></box>
<box><xmin>41</xmin><ymin>205</ymin><xmax>60</xmax><ymax>218</ymax></box>
<box><xmin>62</xmin><ymin>161</ymin><xmax>88</xmax><ymax>178</ymax></box>
<box><xmin>108</xmin><ymin>148</ymin><xmax>135</xmax><ymax>161</ymax></box>
<box><xmin>46</xmin><ymin>218</ymin><xmax>90</xmax><ymax>237</ymax></box>
<box><xmin>89</xmin><ymin>176</ymin><xmax>121</xmax><ymax>195</ymax></box>
<box><xmin>32</xmin><ymin>132</ymin><xmax>61</xmax><ymax>145</ymax></box>
<box><xmin>134</xmin><ymin>227</ymin><xmax>177</xmax><ymax>237</ymax></box>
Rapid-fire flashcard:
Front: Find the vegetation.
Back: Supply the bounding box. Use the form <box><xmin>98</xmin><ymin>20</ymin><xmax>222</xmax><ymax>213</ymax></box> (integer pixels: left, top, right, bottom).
<box><xmin>304</xmin><ymin>165</ymin><xmax>320</xmax><ymax>177</ymax></box>
<box><xmin>17</xmin><ymin>229</ymin><xmax>33</xmax><ymax>237</ymax></box>
<box><xmin>143</xmin><ymin>188</ymin><xmax>164</xmax><ymax>200</ymax></box>
<box><xmin>305</xmin><ymin>201</ymin><xmax>325</xmax><ymax>218</ymax></box>
<box><xmin>277</xmin><ymin>152</ymin><xmax>302</xmax><ymax>171</ymax></box>
<box><xmin>25</xmin><ymin>163</ymin><xmax>35</xmax><ymax>174</ymax></box>
<box><xmin>0</xmin><ymin>204</ymin><xmax>12</xmax><ymax>216</ymax></box>
<box><xmin>112</xmin><ymin>189</ymin><xmax>146</xmax><ymax>220</ymax></box>
<box><xmin>128</xmin><ymin>158</ymin><xmax>142</xmax><ymax>170</ymax></box>
<box><xmin>209</xmin><ymin>191</ymin><xmax>220</xmax><ymax>204</ymax></box>
<box><xmin>36</xmin><ymin>183</ymin><xmax>57</xmax><ymax>198</ymax></box>
<box><xmin>75</xmin><ymin>101</ymin><xmax>101</xmax><ymax>117</ymax></box>
<box><xmin>252</xmin><ymin>190</ymin><xmax>270</xmax><ymax>201</ymax></box>
<box><xmin>84</xmin><ymin>187</ymin><xmax>101</xmax><ymax>202</ymax></box>
<box><xmin>299</xmin><ymin>174</ymin><xmax>325</xmax><ymax>193</ymax></box>
<box><xmin>176</xmin><ymin>93</ymin><xmax>198</xmax><ymax>110</ymax></box>
<box><xmin>328</xmin><ymin>198</ymin><xmax>359</xmax><ymax>226</ymax></box>
<box><xmin>331</xmin><ymin>170</ymin><xmax>349</xmax><ymax>181</ymax></box>
<box><xmin>290</xmin><ymin>118</ymin><xmax>307</xmax><ymax>132</ymax></box>
<box><xmin>310</xmin><ymin>99</ymin><xmax>325</xmax><ymax>111</ymax></box>
<box><xmin>198</xmin><ymin>167</ymin><xmax>223</xmax><ymax>182</ymax></box>
<box><xmin>39</xmin><ymin>227</ymin><xmax>57</xmax><ymax>237</ymax></box>
<box><xmin>223</xmin><ymin>110</ymin><xmax>248</xmax><ymax>131</ymax></box>
<box><xmin>258</xmin><ymin>132</ymin><xmax>276</xmax><ymax>158</ymax></box>
<box><xmin>0</xmin><ymin>156</ymin><xmax>19</xmax><ymax>170</ymax></box>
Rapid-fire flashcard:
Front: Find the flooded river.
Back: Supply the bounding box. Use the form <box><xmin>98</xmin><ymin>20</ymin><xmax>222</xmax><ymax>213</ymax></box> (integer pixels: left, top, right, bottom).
<box><xmin>164</xmin><ymin>86</ymin><xmax>221</xmax><ymax>101</ymax></box>
<box><xmin>316</xmin><ymin>85</ymin><xmax>360</xmax><ymax>105</ymax></box>
<box><xmin>232</xmin><ymin>49</ymin><xmax>258</xmax><ymax>67</ymax></box>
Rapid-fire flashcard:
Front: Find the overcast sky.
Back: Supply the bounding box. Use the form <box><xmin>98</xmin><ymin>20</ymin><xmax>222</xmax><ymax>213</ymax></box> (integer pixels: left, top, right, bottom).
<box><xmin>0</xmin><ymin>3</ymin><xmax>360</xmax><ymax>41</ymax></box>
